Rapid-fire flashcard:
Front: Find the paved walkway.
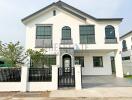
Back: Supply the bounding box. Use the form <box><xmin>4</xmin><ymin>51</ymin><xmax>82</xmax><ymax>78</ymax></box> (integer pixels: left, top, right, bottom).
<box><xmin>0</xmin><ymin>87</ymin><xmax>132</xmax><ymax>99</ymax></box>
<box><xmin>50</xmin><ymin>87</ymin><xmax>132</xmax><ymax>97</ymax></box>
<box><xmin>82</xmin><ymin>75</ymin><xmax>132</xmax><ymax>88</ymax></box>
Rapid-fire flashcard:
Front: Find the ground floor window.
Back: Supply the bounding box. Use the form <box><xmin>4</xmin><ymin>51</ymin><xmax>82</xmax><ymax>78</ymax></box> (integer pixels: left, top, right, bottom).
<box><xmin>30</xmin><ymin>55</ymin><xmax>56</xmax><ymax>68</ymax></box>
<box><xmin>75</xmin><ymin>56</ymin><xmax>84</xmax><ymax>67</ymax></box>
<box><xmin>45</xmin><ymin>55</ymin><xmax>56</xmax><ymax>67</ymax></box>
<box><xmin>122</xmin><ymin>56</ymin><xmax>130</xmax><ymax>60</ymax></box>
<box><xmin>93</xmin><ymin>56</ymin><xmax>103</xmax><ymax>67</ymax></box>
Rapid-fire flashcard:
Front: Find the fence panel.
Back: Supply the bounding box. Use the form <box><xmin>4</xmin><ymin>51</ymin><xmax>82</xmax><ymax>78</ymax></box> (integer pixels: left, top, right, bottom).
<box><xmin>0</xmin><ymin>68</ymin><xmax>21</xmax><ymax>82</ymax></box>
<box><xmin>29</xmin><ymin>68</ymin><xmax>52</xmax><ymax>82</ymax></box>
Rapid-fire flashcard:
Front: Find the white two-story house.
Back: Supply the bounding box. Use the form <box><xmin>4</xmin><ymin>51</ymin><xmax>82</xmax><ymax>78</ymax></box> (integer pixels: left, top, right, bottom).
<box><xmin>120</xmin><ymin>31</ymin><xmax>132</xmax><ymax>75</ymax></box>
<box><xmin>22</xmin><ymin>1</ymin><xmax>123</xmax><ymax>78</ymax></box>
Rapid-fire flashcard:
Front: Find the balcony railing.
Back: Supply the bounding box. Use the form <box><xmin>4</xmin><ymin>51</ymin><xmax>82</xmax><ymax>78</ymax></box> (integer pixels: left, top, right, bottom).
<box><xmin>105</xmin><ymin>38</ymin><xmax>117</xmax><ymax>44</ymax></box>
<box><xmin>61</xmin><ymin>39</ymin><xmax>73</xmax><ymax>44</ymax></box>
<box><xmin>122</xmin><ymin>48</ymin><xmax>128</xmax><ymax>52</ymax></box>
<box><xmin>35</xmin><ymin>39</ymin><xmax>52</xmax><ymax>48</ymax></box>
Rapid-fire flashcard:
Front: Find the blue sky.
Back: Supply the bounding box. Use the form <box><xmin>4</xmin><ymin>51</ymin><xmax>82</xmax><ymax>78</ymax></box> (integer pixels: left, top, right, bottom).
<box><xmin>0</xmin><ymin>0</ymin><xmax>132</xmax><ymax>46</ymax></box>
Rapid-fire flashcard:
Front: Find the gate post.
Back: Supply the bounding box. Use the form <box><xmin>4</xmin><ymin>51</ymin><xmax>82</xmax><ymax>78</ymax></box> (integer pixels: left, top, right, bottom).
<box><xmin>75</xmin><ymin>65</ymin><xmax>82</xmax><ymax>90</ymax></box>
<box><xmin>52</xmin><ymin>65</ymin><xmax>58</xmax><ymax>90</ymax></box>
<box><xmin>20</xmin><ymin>66</ymin><xmax>29</xmax><ymax>92</ymax></box>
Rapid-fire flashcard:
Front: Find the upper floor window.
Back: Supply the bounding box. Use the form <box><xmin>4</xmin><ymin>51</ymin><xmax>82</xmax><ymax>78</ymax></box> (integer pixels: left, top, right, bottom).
<box><xmin>36</xmin><ymin>25</ymin><xmax>52</xmax><ymax>39</ymax></box>
<box><xmin>62</xmin><ymin>26</ymin><xmax>71</xmax><ymax>40</ymax></box>
<box><xmin>80</xmin><ymin>25</ymin><xmax>95</xmax><ymax>44</ymax></box>
<box><xmin>122</xmin><ymin>40</ymin><xmax>127</xmax><ymax>51</ymax></box>
<box><xmin>105</xmin><ymin>25</ymin><xmax>115</xmax><ymax>39</ymax></box>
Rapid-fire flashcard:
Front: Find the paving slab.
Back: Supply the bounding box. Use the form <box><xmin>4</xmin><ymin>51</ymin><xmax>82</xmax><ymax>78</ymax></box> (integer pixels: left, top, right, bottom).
<box><xmin>50</xmin><ymin>87</ymin><xmax>132</xmax><ymax>98</ymax></box>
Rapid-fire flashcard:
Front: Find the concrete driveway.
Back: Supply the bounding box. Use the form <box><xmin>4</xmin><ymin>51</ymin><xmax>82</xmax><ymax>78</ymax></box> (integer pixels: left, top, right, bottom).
<box><xmin>82</xmin><ymin>75</ymin><xmax>132</xmax><ymax>88</ymax></box>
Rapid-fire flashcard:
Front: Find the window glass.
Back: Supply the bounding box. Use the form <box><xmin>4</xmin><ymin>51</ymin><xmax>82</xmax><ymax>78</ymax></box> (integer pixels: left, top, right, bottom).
<box><xmin>122</xmin><ymin>56</ymin><xmax>130</xmax><ymax>60</ymax></box>
<box><xmin>122</xmin><ymin>40</ymin><xmax>127</xmax><ymax>51</ymax></box>
<box><xmin>80</xmin><ymin>25</ymin><xmax>95</xmax><ymax>44</ymax></box>
<box><xmin>93</xmin><ymin>56</ymin><xmax>103</xmax><ymax>67</ymax></box>
<box><xmin>75</xmin><ymin>56</ymin><xmax>84</xmax><ymax>67</ymax></box>
<box><xmin>36</xmin><ymin>26</ymin><xmax>52</xmax><ymax>39</ymax></box>
<box><xmin>62</xmin><ymin>26</ymin><xmax>71</xmax><ymax>40</ymax></box>
<box><xmin>105</xmin><ymin>25</ymin><xmax>115</xmax><ymax>39</ymax></box>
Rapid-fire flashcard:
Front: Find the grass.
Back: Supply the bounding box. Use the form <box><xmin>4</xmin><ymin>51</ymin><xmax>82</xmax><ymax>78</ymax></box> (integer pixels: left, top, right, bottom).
<box><xmin>124</xmin><ymin>75</ymin><xmax>132</xmax><ymax>79</ymax></box>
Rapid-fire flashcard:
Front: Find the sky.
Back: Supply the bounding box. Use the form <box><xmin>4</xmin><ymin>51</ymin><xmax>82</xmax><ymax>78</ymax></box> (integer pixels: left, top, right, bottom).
<box><xmin>0</xmin><ymin>0</ymin><xmax>132</xmax><ymax>46</ymax></box>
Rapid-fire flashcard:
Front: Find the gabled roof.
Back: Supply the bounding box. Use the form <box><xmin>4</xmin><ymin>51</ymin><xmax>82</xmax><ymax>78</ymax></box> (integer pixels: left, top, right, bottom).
<box><xmin>22</xmin><ymin>1</ymin><xmax>123</xmax><ymax>23</ymax></box>
<box><xmin>120</xmin><ymin>30</ymin><xmax>132</xmax><ymax>39</ymax></box>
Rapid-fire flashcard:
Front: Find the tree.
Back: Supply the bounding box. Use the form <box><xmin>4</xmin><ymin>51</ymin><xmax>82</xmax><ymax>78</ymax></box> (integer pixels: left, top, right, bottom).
<box><xmin>26</xmin><ymin>49</ymin><xmax>47</xmax><ymax>68</ymax></box>
<box><xmin>0</xmin><ymin>41</ymin><xmax>27</xmax><ymax>67</ymax></box>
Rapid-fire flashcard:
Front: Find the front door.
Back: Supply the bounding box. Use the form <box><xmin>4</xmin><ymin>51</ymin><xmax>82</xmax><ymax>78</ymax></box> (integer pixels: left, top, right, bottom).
<box><xmin>111</xmin><ymin>57</ymin><xmax>115</xmax><ymax>74</ymax></box>
<box><xmin>58</xmin><ymin>54</ymin><xmax>75</xmax><ymax>88</ymax></box>
<box><xmin>63</xmin><ymin>54</ymin><xmax>71</xmax><ymax>73</ymax></box>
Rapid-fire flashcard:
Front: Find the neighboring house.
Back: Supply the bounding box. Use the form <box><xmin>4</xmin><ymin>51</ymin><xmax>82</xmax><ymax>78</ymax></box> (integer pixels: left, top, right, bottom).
<box><xmin>120</xmin><ymin>31</ymin><xmax>132</xmax><ymax>75</ymax></box>
<box><xmin>22</xmin><ymin>1</ymin><xmax>123</xmax><ymax>78</ymax></box>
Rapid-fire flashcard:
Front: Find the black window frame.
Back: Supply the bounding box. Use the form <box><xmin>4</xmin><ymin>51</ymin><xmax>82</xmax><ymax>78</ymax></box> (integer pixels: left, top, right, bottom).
<box><xmin>62</xmin><ymin>26</ymin><xmax>71</xmax><ymax>40</ymax></box>
<box><xmin>79</xmin><ymin>25</ymin><xmax>95</xmax><ymax>44</ymax></box>
<box><xmin>122</xmin><ymin>56</ymin><xmax>130</xmax><ymax>60</ymax></box>
<box><xmin>122</xmin><ymin>40</ymin><xmax>127</xmax><ymax>51</ymax></box>
<box><xmin>105</xmin><ymin>25</ymin><xmax>116</xmax><ymax>39</ymax></box>
<box><xmin>36</xmin><ymin>25</ymin><xmax>52</xmax><ymax>39</ymax></box>
<box><xmin>93</xmin><ymin>56</ymin><xmax>103</xmax><ymax>67</ymax></box>
<box><xmin>75</xmin><ymin>56</ymin><xmax>84</xmax><ymax>67</ymax></box>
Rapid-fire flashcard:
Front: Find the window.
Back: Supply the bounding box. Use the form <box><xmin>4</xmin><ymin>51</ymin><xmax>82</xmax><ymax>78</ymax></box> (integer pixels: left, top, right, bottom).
<box><xmin>30</xmin><ymin>55</ymin><xmax>56</xmax><ymax>68</ymax></box>
<box><xmin>53</xmin><ymin>10</ymin><xmax>56</xmax><ymax>16</ymax></box>
<box><xmin>122</xmin><ymin>56</ymin><xmax>130</xmax><ymax>60</ymax></box>
<box><xmin>62</xmin><ymin>26</ymin><xmax>71</xmax><ymax>40</ymax></box>
<box><xmin>36</xmin><ymin>25</ymin><xmax>52</xmax><ymax>39</ymax></box>
<box><xmin>45</xmin><ymin>55</ymin><xmax>56</xmax><ymax>67</ymax></box>
<box><xmin>80</xmin><ymin>25</ymin><xmax>95</xmax><ymax>44</ymax></box>
<box><xmin>105</xmin><ymin>25</ymin><xmax>115</xmax><ymax>39</ymax></box>
<box><xmin>93</xmin><ymin>56</ymin><xmax>103</xmax><ymax>67</ymax></box>
<box><xmin>122</xmin><ymin>40</ymin><xmax>127</xmax><ymax>51</ymax></box>
<box><xmin>75</xmin><ymin>56</ymin><xmax>84</xmax><ymax>67</ymax></box>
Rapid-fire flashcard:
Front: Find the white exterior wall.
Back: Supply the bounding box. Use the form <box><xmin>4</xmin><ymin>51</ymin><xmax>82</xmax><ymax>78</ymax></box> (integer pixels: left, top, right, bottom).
<box><xmin>24</xmin><ymin>6</ymin><xmax>122</xmax><ymax>77</ymax></box>
<box><xmin>75</xmin><ymin>52</ymin><xmax>112</xmax><ymax>75</ymax></box>
<box><xmin>0</xmin><ymin>82</ymin><xmax>21</xmax><ymax>92</ymax></box>
<box><xmin>25</xmin><ymin>7</ymin><xmax>120</xmax><ymax>51</ymax></box>
<box><xmin>120</xmin><ymin>33</ymin><xmax>132</xmax><ymax>75</ymax></box>
<box><xmin>120</xmin><ymin>34</ymin><xmax>132</xmax><ymax>50</ymax></box>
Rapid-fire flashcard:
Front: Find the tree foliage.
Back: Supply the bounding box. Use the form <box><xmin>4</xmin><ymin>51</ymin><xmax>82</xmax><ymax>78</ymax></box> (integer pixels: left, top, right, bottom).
<box><xmin>26</xmin><ymin>49</ymin><xmax>47</xmax><ymax>68</ymax></box>
<box><xmin>0</xmin><ymin>41</ymin><xmax>27</xmax><ymax>67</ymax></box>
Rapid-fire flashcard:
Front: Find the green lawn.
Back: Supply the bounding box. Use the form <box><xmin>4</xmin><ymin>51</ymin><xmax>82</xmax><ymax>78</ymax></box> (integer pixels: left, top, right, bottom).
<box><xmin>124</xmin><ymin>75</ymin><xmax>132</xmax><ymax>79</ymax></box>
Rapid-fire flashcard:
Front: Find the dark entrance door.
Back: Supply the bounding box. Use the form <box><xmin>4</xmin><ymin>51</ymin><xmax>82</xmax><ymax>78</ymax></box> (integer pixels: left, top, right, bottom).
<box><xmin>63</xmin><ymin>54</ymin><xmax>71</xmax><ymax>73</ymax></box>
<box><xmin>111</xmin><ymin>57</ymin><xmax>116</xmax><ymax>74</ymax></box>
<box><xmin>58</xmin><ymin>54</ymin><xmax>75</xmax><ymax>88</ymax></box>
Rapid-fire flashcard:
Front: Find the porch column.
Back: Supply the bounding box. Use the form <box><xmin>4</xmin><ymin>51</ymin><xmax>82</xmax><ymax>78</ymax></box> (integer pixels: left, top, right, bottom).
<box><xmin>75</xmin><ymin>65</ymin><xmax>82</xmax><ymax>90</ymax></box>
<box><xmin>114</xmin><ymin>50</ymin><xmax>123</xmax><ymax>78</ymax></box>
<box><xmin>21</xmin><ymin>66</ymin><xmax>29</xmax><ymax>92</ymax></box>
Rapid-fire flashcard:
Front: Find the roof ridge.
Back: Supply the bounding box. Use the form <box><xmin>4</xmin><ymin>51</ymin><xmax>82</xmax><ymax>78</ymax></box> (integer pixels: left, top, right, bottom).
<box><xmin>120</xmin><ymin>30</ymin><xmax>132</xmax><ymax>39</ymax></box>
<box><xmin>22</xmin><ymin>1</ymin><xmax>123</xmax><ymax>23</ymax></box>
